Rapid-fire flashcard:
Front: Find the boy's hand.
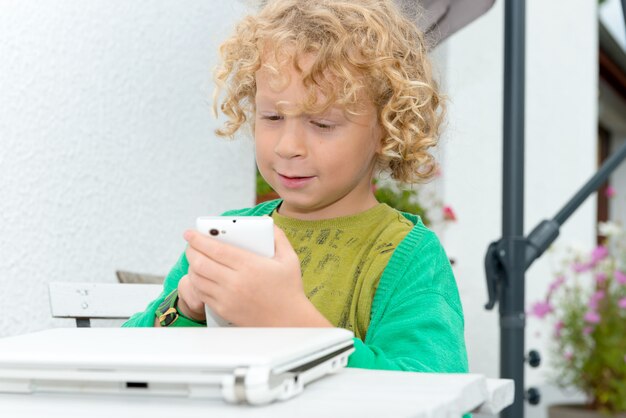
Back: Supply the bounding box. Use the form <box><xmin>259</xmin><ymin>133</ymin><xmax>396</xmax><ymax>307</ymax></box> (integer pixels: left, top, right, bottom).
<box><xmin>176</xmin><ymin>274</ymin><xmax>207</xmax><ymax>321</ymax></box>
<box><xmin>180</xmin><ymin>225</ymin><xmax>331</xmax><ymax>327</ymax></box>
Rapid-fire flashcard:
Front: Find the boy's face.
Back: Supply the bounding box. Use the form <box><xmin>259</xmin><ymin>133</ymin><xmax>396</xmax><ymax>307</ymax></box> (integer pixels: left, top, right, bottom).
<box><xmin>254</xmin><ymin>55</ymin><xmax>382</xmax><ymax>220</ymax></box>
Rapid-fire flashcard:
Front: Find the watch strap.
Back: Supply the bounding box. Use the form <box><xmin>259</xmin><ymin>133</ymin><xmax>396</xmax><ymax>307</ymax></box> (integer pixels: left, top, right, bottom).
<box><xmin>156</xmin><ymin>289</ymin><xmax>180</xmax><ymax>326</ymax></box>
<box><xmin>155</xmin><ymin>289</ymin><xmax>207</xmax><ymax>327</ymax></box>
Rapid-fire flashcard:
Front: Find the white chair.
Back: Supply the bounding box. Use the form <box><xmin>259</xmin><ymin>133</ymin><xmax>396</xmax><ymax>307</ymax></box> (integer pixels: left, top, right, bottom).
<box><xmin>48</xmin><ymin>282</ymin><xmax>162</xmax><ymax>327</ymax></box>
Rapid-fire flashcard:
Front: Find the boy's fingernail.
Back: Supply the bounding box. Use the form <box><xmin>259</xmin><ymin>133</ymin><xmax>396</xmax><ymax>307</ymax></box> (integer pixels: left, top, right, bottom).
<box><xmin>183</xmin><ymin>230</ymin><xmax>192</xmax><ymax>241</ymax></box>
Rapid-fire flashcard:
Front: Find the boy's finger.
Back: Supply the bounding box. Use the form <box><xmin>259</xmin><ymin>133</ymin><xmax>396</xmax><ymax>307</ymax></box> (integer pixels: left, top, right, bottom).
<box><xmin>184</xmin><ymin>229</ymin><xmax>258</xmax><ymax>268</ymax></box>
<box><xmin>272</xmin><ymin>225</ymin><xmax>295</xmax><ymax>260</ymax></box>
<box><xmin>185</xmin><ymin>245</ymin><xmax>234</xmax><ymax>279</ymax></box>
<box><xmin>177</xmin><ymin>275</ymin><xmax>205</xmax><ymax>314</ymax></box>
<box><xmin>187</xmin><ymin>270</ymin><xmax>223</xmax><ymax>300</ymax></box>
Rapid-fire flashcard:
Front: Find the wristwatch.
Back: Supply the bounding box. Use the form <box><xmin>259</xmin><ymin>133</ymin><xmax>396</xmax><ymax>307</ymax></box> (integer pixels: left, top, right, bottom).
<box><xmin>156</xmin><ymin>289</ymin><xmax>181</xmax><ymax>326</ymax></box>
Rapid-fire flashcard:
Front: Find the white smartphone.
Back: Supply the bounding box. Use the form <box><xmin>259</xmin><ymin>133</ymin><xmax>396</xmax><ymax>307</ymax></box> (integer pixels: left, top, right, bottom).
<box><xmin>195</xmin><ymin>216</ymin><xmax>275</xmax><ymax>327</ymax></box>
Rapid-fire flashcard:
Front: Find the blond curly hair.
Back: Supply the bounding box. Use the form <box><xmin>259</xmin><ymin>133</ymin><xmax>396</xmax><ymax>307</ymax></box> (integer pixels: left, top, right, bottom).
<box><xmin>214</xmin><ymin>0</ymin><xmax>445</xmax><ymax>183</ymax></box>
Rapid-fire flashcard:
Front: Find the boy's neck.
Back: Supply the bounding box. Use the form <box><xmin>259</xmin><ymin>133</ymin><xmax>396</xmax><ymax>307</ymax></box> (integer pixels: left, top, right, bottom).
<box><xmin>276</xmin><ymin>194</ymin><xmax>380</xmax><ymax>221</ymax></box>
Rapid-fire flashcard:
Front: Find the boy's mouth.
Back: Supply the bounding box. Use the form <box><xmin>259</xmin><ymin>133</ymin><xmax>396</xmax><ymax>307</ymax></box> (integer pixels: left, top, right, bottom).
<box><xmin>277</xmin><ymin>173</ymin><xmax>315</xmax><ymax>189</ymax></box>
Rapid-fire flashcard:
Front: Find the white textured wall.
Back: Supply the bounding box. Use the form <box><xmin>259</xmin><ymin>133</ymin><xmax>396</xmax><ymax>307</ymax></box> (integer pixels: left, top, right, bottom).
<box><xmin>0</xmin><ymin>1</ymin><xmax>255</xmax><ymax>337</ymax></box>
<box><xmin>439</xmin><ymin>0</ymin><xmax>597</xmax><ymax>412</ymax></box>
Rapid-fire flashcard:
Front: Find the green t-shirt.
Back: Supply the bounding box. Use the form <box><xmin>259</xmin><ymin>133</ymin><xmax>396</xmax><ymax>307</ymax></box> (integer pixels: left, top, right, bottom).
<box><xmin>272</xmin><ymin>203</ymin><xmax>412</xmax><ymax>341</ymax></box>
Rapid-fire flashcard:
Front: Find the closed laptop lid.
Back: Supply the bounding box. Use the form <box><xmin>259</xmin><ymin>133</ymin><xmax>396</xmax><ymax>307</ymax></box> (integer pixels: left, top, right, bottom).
<box><xmin>0</xmin><ymin>328</ymin><xmax>354</xmax><ymax>373</ymax></box>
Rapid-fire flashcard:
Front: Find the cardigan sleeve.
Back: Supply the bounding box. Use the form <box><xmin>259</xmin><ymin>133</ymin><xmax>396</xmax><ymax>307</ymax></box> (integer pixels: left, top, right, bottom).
<box><xmin>347</xmin><ymin>231</ymin><xmax>468</xmax><ymax>373</ymax></box>
<box><xmin>121</xmin><ymin>252</ymin><xmax>201</xmax><ymax>327</ymax></box>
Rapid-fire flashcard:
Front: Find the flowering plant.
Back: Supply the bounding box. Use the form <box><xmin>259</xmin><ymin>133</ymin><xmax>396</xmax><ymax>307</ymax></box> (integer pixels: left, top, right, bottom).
<box><xmin>530</xmin><ymin>221</ymin><xmax>626</xmax><ymax>413</ymax></box>
<box><xmin>371</xmin><ymin>178</ymin><xmax>457</xmax><ymax>228</ymax></box>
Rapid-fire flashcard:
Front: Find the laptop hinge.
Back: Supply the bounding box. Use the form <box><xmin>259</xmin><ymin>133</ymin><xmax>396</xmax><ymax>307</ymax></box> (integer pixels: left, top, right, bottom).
<box><xmin>284</xmin><ymin>344</ymin><xmax>353</xmax><ymax>374</ymax></box>
<box><xmin>232</xmin><ymin>343</ymin><xmax>353</xmax><ymax>404</ymax></box>
<box><xmin>233</xmin><ymin>367</ymin><xmax>249</xmax><ymax>403</ymax></box>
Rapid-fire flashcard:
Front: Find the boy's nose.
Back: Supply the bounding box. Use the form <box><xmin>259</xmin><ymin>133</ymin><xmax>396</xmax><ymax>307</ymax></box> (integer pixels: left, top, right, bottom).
<box><xmin>274</xmin><ymin>119</ymin><xmax>306</xmax><ymax>159</ymax></box>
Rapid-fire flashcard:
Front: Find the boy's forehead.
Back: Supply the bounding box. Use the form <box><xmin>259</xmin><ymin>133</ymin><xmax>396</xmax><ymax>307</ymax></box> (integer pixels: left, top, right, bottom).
<box><xmin>254</xmin><ymin>50</ymin><xmax>373</xmax><ymax>114</ymax></box>
<box><xmin>259</xmin><ymin>43</ymin><xmax>316</xmax><ymax>70</ymax></box>
<box><xmin>256</xmin><ymin>52</ymin><xmax>316</xmax><ymax>85</ymax></box>
<box><xmin>254</xmin><ymin>58</ymin><xmax>327</xmax><ymax>101</ymax></box>
<box><xmin>254</xmin><ymin>58</ymin><xmax>361</xmax><ymax>98</ymax></box>
<box><xmin>254</xmin><ymin>75</ymin><xmax>331</xmax><ymax>114</ymax></box>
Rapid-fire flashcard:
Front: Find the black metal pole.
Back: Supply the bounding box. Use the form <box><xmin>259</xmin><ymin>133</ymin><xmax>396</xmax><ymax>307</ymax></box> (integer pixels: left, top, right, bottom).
<box><xmin>555</xmin><ymin>140</ymin><xmax>626</xmax><ymax>225</ymax></box>
<box><xmin>622</xmin><ymin>0</ymin><xmax>626</xmax><ymax>36</ymax></box>
<box><xmin>522</xmin><ymin>138</ymin><xmax>626</xmax><ymax>271</ymax></box>
<box><xmin>486</xmin><ymin>3</ymin><xmax>626</xmax><ymax>416</ymax></box>
<box><xmin>500</xmin><ymin>0</ymin><xmax>526</xmax><ymax>417</ymax></box>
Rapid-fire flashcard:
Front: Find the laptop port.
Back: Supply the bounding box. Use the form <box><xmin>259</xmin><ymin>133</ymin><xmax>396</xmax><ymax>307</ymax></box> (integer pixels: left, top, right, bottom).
<box><xmin>126</xmin><ymin>382</ymin><xmax>149</xmax><ymax>389</ymax></box>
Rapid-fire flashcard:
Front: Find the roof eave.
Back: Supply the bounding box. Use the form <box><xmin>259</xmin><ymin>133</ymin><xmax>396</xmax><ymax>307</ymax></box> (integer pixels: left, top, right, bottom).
<box><xmin>600</xmin><ymin>20</ymin><xmax>626</xmax><ymax>74</ymax></box>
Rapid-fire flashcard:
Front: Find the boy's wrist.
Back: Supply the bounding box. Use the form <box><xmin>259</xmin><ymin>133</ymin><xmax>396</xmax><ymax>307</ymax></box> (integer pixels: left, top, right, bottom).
<box><xmin>155</xmin><ymin>289</ymin><xmax>206</xmax><ymax>326</ymax></box>
<box><xmin>284</xmin><ymin>296</ymin><xmax>333</xmax><ymax>327</ymax></box>
<box><xmin>176</xmin><ymin>293</ymin><xmax>206</xmax><ymax>322</ymax></box>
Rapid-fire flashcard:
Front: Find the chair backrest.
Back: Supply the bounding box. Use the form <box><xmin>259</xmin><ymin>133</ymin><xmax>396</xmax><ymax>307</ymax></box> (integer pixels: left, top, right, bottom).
<box><xmin>115</xmin><ymin>270</ymin><xmax>165</xmax><ymax>284</ymax></box>
<box><xmin>48</xmin><ymin>282</ymin><xmax>162</xmax><ymax>327</ymax></box>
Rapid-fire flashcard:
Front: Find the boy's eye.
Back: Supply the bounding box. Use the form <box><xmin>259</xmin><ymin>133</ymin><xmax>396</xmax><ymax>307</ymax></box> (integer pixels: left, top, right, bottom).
<box><xmin>310</xmin><ymin>120</ymin><xmax>335</xmax><ymax>131</ymax></box>
<box><xmin>260</xmin><ymin>114</ymin><xmax>283</xmax><ymax>121</ymax></box>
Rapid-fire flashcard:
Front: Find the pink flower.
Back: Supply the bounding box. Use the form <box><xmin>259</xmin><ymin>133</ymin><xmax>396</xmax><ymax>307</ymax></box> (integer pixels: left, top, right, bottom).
<box><xmin>590</xmin><ymin>246</ymin><xmax>609</xmax><ymax>265</ymax></box>
<box><xmin>554</xmin><ymin>321</ymin><xmax>564</xmax><ymax>337</ymax></box>
<box><xmin>595</xmin><ymin>272</ymin><xmax>607</xmax><ymax>284</ymax></box>
<box><xmin>583</xmin><ymin>326</ymin><xmax>594</xmax><ymax>335</ymax></box>
<box><xmin>443</xmin><ymin>206</ymin><xmax>457</xmax><ymax>222</ymax></box>
<box><xmin>584</xmin><ymin>311</ymin><xmax>601</xmax><ymax>324</ymax></box>
<box><xmin>549</xmin><ymin>276</ymin><xmax>566</xmax><ymax>294</ymax></box>
<box><xmin>605</xmin><ymin>185</ymin><xmax>616</xmax><ymax>198</ymax></box>
<box><xmin>588</xmin><ymin>290</ymin><xmax>605</xmax><ymax>310</ymax></box>
<box><xmin>530</xmin><ymin>301</ymin><xmax>553</xmax><ymax>319</ymax></box>
<box><xmin>564</xmin><ymin>351</ymin><xmax>573</xmax><ymax>361</ymax></box>
<box><xmin>572</xmin><ymin>262</ymin><xmax>592</xmax><ymax>273</ymax></box>
<box><xmin>616</xmin><ymin>270</ymin><xmax>626</xmax><ymax>285</ymax></box>
<box><xmin>594</xmin><ymin>290</ymin><xmax>605</xmax><ymax>299</ymax></box>
<box><xmin>619</xmin><ymin>297</ymin><xmax>626</xmax><ymax>309</ymax></box>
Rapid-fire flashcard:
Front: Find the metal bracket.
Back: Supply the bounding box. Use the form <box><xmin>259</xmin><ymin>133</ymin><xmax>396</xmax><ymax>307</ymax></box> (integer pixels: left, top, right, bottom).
<box><xmin>484</xmin><ymin>241</ymin><xmax>505</xmax><ymax>310</ymax></box>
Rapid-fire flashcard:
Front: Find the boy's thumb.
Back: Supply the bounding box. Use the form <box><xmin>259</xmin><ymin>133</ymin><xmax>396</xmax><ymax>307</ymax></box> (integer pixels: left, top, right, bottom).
<box><xmin>272</xmin><ymin>224</ymin><xmax>292</xmax><ymax>258</ymax></box>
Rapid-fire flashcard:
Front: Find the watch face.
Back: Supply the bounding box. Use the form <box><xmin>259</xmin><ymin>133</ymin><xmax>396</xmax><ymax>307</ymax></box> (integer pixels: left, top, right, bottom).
<box><xmin>159</xmin><ymin>308</ymin><xmax>178</xmax><ymax>327</ymax></box>
<box><xmin>157</xmin><ymin>290</ymin><xmax>179</xmax><ymax>327</ymax></box>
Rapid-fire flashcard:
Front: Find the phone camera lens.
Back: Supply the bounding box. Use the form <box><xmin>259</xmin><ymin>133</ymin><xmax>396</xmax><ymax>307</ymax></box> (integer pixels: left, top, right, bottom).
<box><xmin>209</xmin><ymin>229</ymin><xmax>219</xmax><ymax>236</ymax></box>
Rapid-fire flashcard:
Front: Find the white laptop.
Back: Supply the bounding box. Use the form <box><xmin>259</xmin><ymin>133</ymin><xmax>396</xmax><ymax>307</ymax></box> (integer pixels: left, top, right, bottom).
<box><xmin>0</xmin><ymin>327</ymin><xmax>354</xmax><ymax>405</ymax></box>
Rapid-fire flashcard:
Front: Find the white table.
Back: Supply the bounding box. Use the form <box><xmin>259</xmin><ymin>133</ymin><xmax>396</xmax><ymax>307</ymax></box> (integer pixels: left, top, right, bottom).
<box><xmin>0</xmin><ymin>368</ymin><xmax>513</xmax><ymax>418</ymax></box>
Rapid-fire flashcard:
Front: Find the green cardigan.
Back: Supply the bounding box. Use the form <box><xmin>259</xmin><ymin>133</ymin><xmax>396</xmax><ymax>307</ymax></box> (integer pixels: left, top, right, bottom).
<box><xmin>123</xmin><ymin>199</ymin><xmax>468</xmax><ymax>373</ymax></box>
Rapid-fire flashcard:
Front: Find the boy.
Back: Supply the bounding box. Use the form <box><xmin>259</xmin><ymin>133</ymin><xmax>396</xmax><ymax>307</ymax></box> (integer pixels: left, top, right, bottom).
<box><xmin>125</xmin><ymin>0</ymin><xmax>467</xmax><ymax>374</ymax></box>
